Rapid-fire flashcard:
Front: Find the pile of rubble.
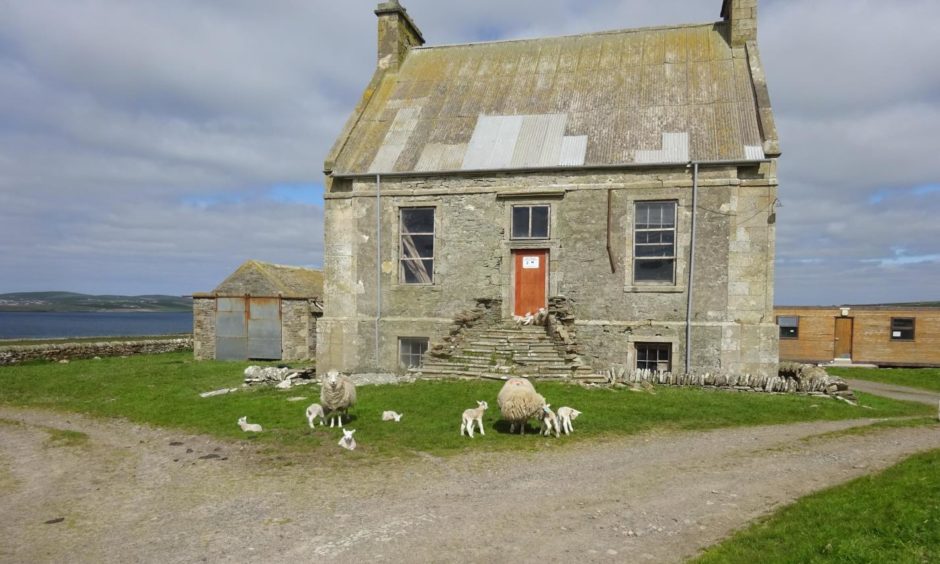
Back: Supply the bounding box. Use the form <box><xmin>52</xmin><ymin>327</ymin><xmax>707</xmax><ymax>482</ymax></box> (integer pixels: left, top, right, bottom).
<box><xmin>546</xmin><ymin>296</ymin><xmax>590</xmax><ymax>371</ymax></box>
<box><xmin>199</xmin><ymin>365</ymin><xmax>316</xmax><ymax>398</ymax></box>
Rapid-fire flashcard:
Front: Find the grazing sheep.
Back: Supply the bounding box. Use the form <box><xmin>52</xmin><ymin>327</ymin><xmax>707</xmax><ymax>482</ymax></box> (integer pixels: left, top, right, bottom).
<box><xmin>556</xmin><ymin>406</ymin><xmax>582</xmax><ymax>435</ymax></box>
<box><xmin>237</xmin><ymin>416</ymin><xmax>262</xmax><ymax>433</ymax></box>
<box><xmin>460</xmin><ymin>401</ymin><xmax>488</xmax><ymax>438</ymax></box>
<box><xmin>497</xmin><ymin>378</ymin><xmax>546</xmax><ymax>435</ymax></box>
<box><xmin>382</xmin><ymin>410</ymin><xmax>403</xmax><ymax>422</ymax></box>
<box><xmin>338</xmin><ymin>428</ymin><xmax>357</xmax><ymax>451</ymax></box>
<box><xmin>320</xmin><ymin>370</ymin><xmax>357</xmax><ymax>428</ymax></box>
<box><xmin>305</xmin><ymin>403</ymin><xmax>325</xmax><ymax>428</ymax></box>
<box><xmin>539</xmin><ymin>404</ymin><xmax>560</xmax><ymax>438</ymax></box>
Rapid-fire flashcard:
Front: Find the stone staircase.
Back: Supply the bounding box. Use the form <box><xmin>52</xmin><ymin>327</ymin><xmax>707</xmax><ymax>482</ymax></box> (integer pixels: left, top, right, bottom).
<box><xmin>414</xmin><ymin>324</ymin><xmax>596</xmax><ymax>380</ymax></box>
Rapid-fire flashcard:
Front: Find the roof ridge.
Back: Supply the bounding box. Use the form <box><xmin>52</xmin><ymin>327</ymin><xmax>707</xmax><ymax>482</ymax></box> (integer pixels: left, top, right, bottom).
<box><xmin>412</xmin><ymin>20</ymin><xmax>723</xmax><ymax>51</ymax></box>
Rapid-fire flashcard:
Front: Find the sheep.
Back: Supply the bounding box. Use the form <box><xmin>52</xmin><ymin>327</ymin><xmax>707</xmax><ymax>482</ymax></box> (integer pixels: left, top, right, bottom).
<box><xmin>305</xmin><ymin>403</ymin><xmax>325</xmax><ymax>428</ymax></box>
<box><xmin>556</xmin><ymin>406</ymin><xmax>582</xmax><ymax>435</ymax></box>
<box><xmin>459</xmin><ymin>401</ymin><xmax>488</xmax><ymax>438</ymax></box>
<box><xmin>237</xmin><ymin>416</ymin><xmax>262</xmax><ymax>433</ymax></box>
<box><xmin>319</xmin><ymin>370</ymin><xmax>357</xmax><ymax>428</ymax></box>
<box><xmin>382</xmin><ymin>410</ymin><xmax>404</xmax><ymax>422</ymax></box>
<box><xmin>338</xmin><ymin>428</ymin><xmax>357</xmax><ymax>451</ymax></box>
<box><xmin>497</xmin><ymin>377</ymin><xmax>546</xmax><ymax>435</ymax></box>
<box><xmin>539</xmin><ymin>404</ymin><xmax>560</xmax><ymax>438</ymax></box>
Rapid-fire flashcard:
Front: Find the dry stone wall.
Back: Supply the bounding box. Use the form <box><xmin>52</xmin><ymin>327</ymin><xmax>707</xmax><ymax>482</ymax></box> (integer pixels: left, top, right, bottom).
<box><xmin>0</xmin><ymin>338</ymin><xmax>193</xmax><ymax>365</ymax></box>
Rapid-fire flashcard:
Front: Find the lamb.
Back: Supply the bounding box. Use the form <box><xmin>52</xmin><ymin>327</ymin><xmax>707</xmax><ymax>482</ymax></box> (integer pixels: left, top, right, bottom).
<box><xmin>305</xmin><ymin>403</ymin><xmax>325</xmax><ymax>428</ymax></box>
<box><xmin>338</xmin><ymin>428</ymin><xmax>357</xmax><ymax>451</ymax></box>
<box><xmin>237</xmin><ymin>416</ymin><xmax>262</xmax><ymax>433</ymax></box>
<box><xmin>459</xmin><ymin>401</ymin><xmax>488</xmax><ymax>438</ymax></box>
<box><xmin>556</xmin><ymin>406</ymin><xmax>582</xmax><ymax>435</ymax></box>
<box><xmin>319</xmin><ymin>370</ymin><xmax>357</xmax><ymax>428</ymax></box>
<box><xmin>539</xmin><ymin>404</ymin><xmax>560</xmax><ymax>438</ymax></box>
<box><xmin>497</xmin><ymin>377</ymin><xmax>546</xmax><ymax>435</ymax></box>
<box><xmin>382</xmin><ymin>410</ymin><xmax>403</xmax><ymax>422</ymax></box>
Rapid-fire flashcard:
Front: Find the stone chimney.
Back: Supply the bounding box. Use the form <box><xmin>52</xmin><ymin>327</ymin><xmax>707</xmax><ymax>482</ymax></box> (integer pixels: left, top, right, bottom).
<box><xmin>375</xmin><ymin>0</ymin><xmax>424</xmax><ymax>71</ymax></box>
<box><xmin>721</xmin><ymin>0</ymin><xmax>757</xmax><ymax>47</ymax></box>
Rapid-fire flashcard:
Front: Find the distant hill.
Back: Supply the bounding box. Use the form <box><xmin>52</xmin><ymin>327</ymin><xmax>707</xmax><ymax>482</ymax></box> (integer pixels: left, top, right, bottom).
<box><xmin>0</xmin><ymin>292</ymin><xmax>192</xmax><ymax>312</ymax></box>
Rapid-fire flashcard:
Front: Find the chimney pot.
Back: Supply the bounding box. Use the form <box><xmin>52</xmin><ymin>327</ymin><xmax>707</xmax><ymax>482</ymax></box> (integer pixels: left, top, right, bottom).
<box><xmin>375</xmin><ymin>1</ymin><xmax>424</xmax><ymax>70</ymax></box>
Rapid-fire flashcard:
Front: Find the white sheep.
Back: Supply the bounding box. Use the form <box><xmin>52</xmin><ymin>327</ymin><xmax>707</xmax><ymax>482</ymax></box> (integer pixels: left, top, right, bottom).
<box><xmin>320</xmin><ymin>370</ymin><xmax>357</xmax><ymax>428</ymax></box>
<box><xmin>237</xmin><ymin>416</ymin><xmax>262</xmax><ymax>433</ymax></box>
<box><xmin>556</xmin><ymin>406</ymin><xmax>582</xmax><ymax>435</ymax></box>
<box><xmin>460</xmin><ymin>400</ymin><xmax>488</xmax><ymax>438</ymax></box>
<box><xmin>497</xmin><ymin>377</ymin><xmax>546</xmax><ymax>435</ymax></box>
<box><xmin>338</xmin><ymin>428</ymin><xmax>357</xmax><ymax>451</ymax></box>
<box><xmin>539</xmin><ymin>404</ymin><xmax>560</xmax><ymax>438</ymax></box>
<box><xmin>305</xmin><ymin>403</ymin><xmax>325</xmax><ymax>428</ymax></box>
<box><xmin>382</xmin><ymin>410</ymin><xmax>404</xmax><ymax>422</ymax></box>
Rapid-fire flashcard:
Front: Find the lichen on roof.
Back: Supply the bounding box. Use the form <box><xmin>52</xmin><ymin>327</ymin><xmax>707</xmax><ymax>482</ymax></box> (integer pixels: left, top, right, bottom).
<box><xmin>210</xmin><ymin>260</ymin><xmax>324</xmax><ymax>298</ymax></box>
<box><xmin>331</xmin><ymin>20</ymin><xmax>775</xmax><ymax>176</ymax></box>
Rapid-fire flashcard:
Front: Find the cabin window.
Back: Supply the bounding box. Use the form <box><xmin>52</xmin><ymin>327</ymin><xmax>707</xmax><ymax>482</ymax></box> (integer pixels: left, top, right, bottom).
<box><xmin>777</xmin><ymin>316</ymin><xmax>799</xmax><ymax>339</ymax></box>
<box><xmin>890</xmin><ymin>318</ymin><xmax>915</xmax><ymax>341</ymax></box>
<box><xmin>511</xmin><ymin>205</ymin><xmax>550</xmax><ymax>239</ymax></box>
<box><xmin>400</xmin><ymin>207</ymin><xmax>435</xmax><ymax>284</ymax></box>
<box><xmin>399</xmin><ymin>337</ymin><xmax>429</xmax><ymax>368</ymax></box>
<box><xmin>636</xmin><ymin>343</ymin><xmax>671</xmax><ymax>373</ymax></box>
<box><xmin>634</xmin><ymin>201</ymin><xmax>677</xmax><ymax>284</ymax></box>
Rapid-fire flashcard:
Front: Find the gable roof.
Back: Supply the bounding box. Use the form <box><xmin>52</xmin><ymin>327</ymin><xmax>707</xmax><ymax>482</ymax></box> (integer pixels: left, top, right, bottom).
<box><xmin>329</xmin><ymin>20</ymin><xmax>778</xmax><ymax>176</ymax></box>
<box><xmin>208</xmin><ymin>260</ymin><xmax>324</xmax><ymax>298</ymax></box>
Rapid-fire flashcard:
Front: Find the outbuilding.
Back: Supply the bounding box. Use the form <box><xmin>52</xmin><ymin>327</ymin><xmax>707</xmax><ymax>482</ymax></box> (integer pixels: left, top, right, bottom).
<box><xmin>193</xmin><ymin>260</ymin><xmax>323</xmax><ymax>361</ymax></box>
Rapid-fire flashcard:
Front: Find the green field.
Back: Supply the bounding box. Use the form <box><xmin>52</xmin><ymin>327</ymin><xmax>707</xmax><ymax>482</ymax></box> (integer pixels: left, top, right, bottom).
<box><xmin>0</xmin><ymin>352</ymin><xmax>932</xmax><ymax>459</ymax></box>
<box><xmin>693</xmin><ymin>448</ymin><xmax>940</xmax><ymax>563</ymax></box>
<box><xmin>829</xmin><ymin>366</ymin><xmax>940</xmax><ymax>394</ymax></box>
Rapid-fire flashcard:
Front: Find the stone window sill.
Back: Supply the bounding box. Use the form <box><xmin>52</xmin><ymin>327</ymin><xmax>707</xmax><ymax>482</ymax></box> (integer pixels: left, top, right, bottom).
<box><xmin>624</xmin><ymin>285</ymin><xmax>686</xmax><ymax>294</ymax></box>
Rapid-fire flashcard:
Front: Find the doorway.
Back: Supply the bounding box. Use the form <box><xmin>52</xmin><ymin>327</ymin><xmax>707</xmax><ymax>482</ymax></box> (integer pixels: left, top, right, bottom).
<box><xmin>512</xmin><ymin>249</ymin><xmax>548</xmax><ymax>317</ymax></box>
<box><xmin>833</xmin><ymin>317</ymin><xmax>853</xmax><ymax>359</ymax></box>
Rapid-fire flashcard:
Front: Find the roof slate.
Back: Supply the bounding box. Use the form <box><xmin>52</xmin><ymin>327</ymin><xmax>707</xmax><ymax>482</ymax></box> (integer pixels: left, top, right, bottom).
<box><xmin>332</xmin><ymin>22</ymin><xmax>770</xmax><ymax>175</ymax></box>
<box><xmin>211</xmin><ymin>260</ymin><xmax>324</xmax><ymax>298</ymax></box>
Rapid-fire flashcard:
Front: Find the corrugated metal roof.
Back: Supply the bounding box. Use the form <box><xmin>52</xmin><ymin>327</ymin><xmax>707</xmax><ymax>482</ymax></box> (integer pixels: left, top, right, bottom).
<box><xmin>334</xmin><ymin>22</ymin><xmax>769</xmax><ymax>175</ymax></box>
<box><xmin>211</xmin><ymin>260</ymin><xmax>324</xmax><ymax>298</ymax></box>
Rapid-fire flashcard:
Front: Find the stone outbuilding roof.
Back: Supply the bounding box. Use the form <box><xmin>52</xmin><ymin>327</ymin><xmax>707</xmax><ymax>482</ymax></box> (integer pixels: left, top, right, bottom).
<box><xmin>327</xmin><ymin>8</ymin><xmax>779</xmax><ymax>176</ymax></box>
<box><xmin>198</xmin><ymin>260</ymin><xmax>324</xmax><ymax>299</ymax></box>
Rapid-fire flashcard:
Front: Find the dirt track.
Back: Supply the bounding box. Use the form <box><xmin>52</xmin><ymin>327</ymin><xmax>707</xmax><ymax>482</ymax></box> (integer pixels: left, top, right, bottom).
<box><xmin>2</xmin><ymin>407</ymin><xmax>939</xmax><ymax>563</ymax></box>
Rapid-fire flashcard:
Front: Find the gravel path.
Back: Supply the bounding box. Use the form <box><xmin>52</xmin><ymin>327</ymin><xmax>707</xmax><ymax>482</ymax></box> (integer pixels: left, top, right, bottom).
<box><xmin>2</xmin><ymin>407</ymin><xmax>939</xmax><ymax>563</ymax></box>
<box><xmin>845</xmin><ymin>378</ymin><xmax>940</xmax><ymax>407</ymax></box>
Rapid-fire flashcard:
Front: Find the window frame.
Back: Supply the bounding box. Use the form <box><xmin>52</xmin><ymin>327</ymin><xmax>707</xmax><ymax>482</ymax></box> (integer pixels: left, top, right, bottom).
<box><xmin>890</xmin><ymin>317</ymin><xmax>915</xmax><ymax>341</ymax></box>
<box><xmin>510</xmin><ymin>204</ymin><xmax>551</xmax><ymax>240</ymax></box>
<box><xmin>399</xmin><ymin>206</ymin><xmax>435</xmax><ymax>285</ymax></box>
<box><xmin>633</xmin><ymin>200</ymin><xmax>678</xmax><ymax>285</ymax></box>
<box><xmin>635</xmin><ymin>342</ymin><xmax>672</xmax><ymax>373</ymax></box>
<box><xmin>398</xmin><ymin>337</ymin><xmax>429</xmax><ymax>369</ymax></box>
<box><xmin>777</xmin><ymin>315</ymin><xmax>800</xmax><ymax>340</ymax></box>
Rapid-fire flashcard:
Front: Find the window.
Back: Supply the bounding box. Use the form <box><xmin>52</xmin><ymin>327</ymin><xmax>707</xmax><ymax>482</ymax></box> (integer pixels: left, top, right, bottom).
<box><xmin>636</xmin><ymin>343</ymin><xmax>671</xmax><ymax>373</ymax></box>
<box><xmin>777</xmin><ymin>316</ymin><xmax>799</xmax><ymax>339</ymax></box>
<box><xmin>511</xmin><ymin>205</ymin><xmax>550</xmax><ymax>239</ymax></box>
<box><xmin>634</xmin><ymin>201</ymin><xmax>677</xmax><ymax>284</ymax></box>
<box><xmin>890</xmin><ymin>318</ymin><xmax>915</xmax><ymax>341</ymax></box>
<box><xmin>400</xmin><ymin>207</ymin><xmax>434</xmax><ymax>284</ymax></box>
<box><xmin>399</xmin><ymin>337</ymin><xmax>429</xmax><ymax>368</ymax></box>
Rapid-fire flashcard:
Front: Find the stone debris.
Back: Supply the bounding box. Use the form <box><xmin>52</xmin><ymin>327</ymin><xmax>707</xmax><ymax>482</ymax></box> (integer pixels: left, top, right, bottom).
<box><xmin>199</xmin><ymin>388</ymin><xmax>240</xmax><ymax>398</ymax></box>
<box><xmin>243</xmin><ymin>366</ymin><xmax>316</xmax><ymax>388</ymax></box>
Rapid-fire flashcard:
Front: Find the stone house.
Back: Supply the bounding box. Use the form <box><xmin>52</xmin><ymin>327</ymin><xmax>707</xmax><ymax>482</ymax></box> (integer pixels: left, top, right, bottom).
<box><xmin>319</xmin><ymin>0</ymin><xmax>780</xmax><ymax>377</ymax></box>
<box><xmin>193</xmin><ymin>260</ymin><xmax>323</xmax><ymax>361</ymax></box>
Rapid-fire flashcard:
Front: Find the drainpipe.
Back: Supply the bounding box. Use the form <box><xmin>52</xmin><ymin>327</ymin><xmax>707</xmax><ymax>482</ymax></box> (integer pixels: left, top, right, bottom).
<box><xmin>375</xmin><ymin>173</ymin><xmax>382</xmax><ymax>368</ymax></box>
<box><xmin>685</xmin><ymin>162</ymin><xmax>699</xmax><ymax>374</ymax></box>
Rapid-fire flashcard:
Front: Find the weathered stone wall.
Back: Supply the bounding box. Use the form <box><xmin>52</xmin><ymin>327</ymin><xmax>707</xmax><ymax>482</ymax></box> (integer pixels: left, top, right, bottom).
<box><xmin>0</xmin><ymin>338</ymin><xmax>193</xmax><ymax>365</ymax></box>
<box><xmin>319</xmin><ymin>164</ymin><xmax>778</xmax><ymax>377</ymax></box>
<box><xmin>281</xmin><ymin>299</ymin><xmax>319</xmax><ymax>361</ymax></box>
<box><xmin>193</xmin><ymin>297</ymin><xmax>215</xmax><ymax>360</ymax></box>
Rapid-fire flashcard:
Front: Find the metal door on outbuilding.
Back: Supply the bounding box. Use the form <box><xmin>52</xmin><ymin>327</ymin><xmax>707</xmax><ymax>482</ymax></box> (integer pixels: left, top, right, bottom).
<box><xmin>215</xmin><ymin>297</ymin><xmax>282</xmax><ymax>360</ymax></box>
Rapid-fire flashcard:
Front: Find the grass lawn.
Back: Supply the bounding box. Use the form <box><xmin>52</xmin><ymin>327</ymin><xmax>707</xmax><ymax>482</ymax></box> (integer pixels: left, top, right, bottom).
<box><xmin>829</xmin><ymin>366</ymin><xmax>940</xmax><ymax>394</ymax></box>
<box><xmin>692</xmin><ymin>448</ymin><xmax>940</xmax><ymax>564</ymax></box>
<box><xmin>0</xmin><ymin>352</ymin><xmax>933</xmax><ymax>459</ymax></box>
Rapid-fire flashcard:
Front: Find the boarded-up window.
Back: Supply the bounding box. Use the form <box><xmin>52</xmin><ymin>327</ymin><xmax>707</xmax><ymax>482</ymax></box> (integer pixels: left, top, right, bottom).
<box><xmin>777</xmin><ymin>316</ymin><xmax>799</xmax><ymax>339</ymax></box>
<box><xmin>511</xmin><ymin>205</ymin><xmax>550</xmax><ymax>239</ymax></box>
<box><xmin>634</xmin><ymin>201</ymin><xmax>676</xmax><ymax>284</ymax></box>
<box><xmin>890</xmin><ymin>318</ymin><xmax>915</xmax><ymax>341</ymax></box>
<box><xmin>636</xmin><ymin>343</ymin><xmax>671</xmax><ymax>372</ymax></box>
<box><xmin>400</xmin><ymin>208</ymin><xmax>434</xmax><ymax>284</ymax></box>
<box><xmin>399</xmin><ymin>337</ymin><xmax>429</xmax><ymax>368</ymax></box>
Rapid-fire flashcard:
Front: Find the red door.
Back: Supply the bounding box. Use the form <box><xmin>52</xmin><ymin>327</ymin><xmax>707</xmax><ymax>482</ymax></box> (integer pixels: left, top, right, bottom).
<box><xmin>513</xmin><ymin>250</ymin><xmax>548</xmax><ymax>316</ymax></box>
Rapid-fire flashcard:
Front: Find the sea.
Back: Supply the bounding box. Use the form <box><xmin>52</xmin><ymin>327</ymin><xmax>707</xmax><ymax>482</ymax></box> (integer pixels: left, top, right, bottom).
<box><xmin>0</xmin><ymin>311</ymin><xmax>193</xmax><ymax>340</ymax></box>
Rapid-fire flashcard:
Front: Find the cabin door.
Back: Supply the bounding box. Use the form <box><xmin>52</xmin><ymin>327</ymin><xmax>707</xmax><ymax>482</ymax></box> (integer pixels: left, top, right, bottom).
<box><xmin>215</xmin><ymin>297</ymin><xmax>282</xmax><ymax>360</ymax></box>
<box><xmin>833</xmin><ymin>317</ymin><xmax>854</xmax><ymax>359</ymax></box>
<box><xmin>512</xmin><ymin>249</ymin><xmax>548</xmax><ymax>317</ymax></box>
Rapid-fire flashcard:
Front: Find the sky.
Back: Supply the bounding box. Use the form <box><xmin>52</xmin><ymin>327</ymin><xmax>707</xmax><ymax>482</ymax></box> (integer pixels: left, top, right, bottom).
<box><xmin>0</xmin><ymin>0</ymin><xmax>937</xmax><ymax>305</ymax></box>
